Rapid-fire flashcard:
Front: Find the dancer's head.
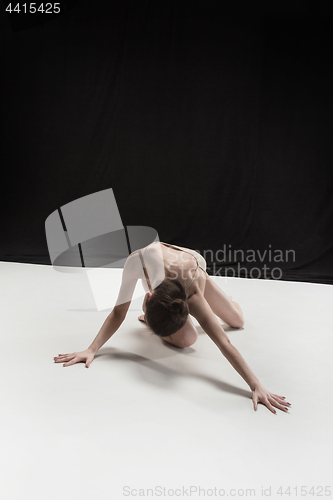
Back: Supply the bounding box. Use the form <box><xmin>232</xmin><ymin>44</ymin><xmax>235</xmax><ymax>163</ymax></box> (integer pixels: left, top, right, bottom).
<box><xmin>144</xmin><ymin>279</ymin><xmax>189</xmax><ymax>336</ymax></box>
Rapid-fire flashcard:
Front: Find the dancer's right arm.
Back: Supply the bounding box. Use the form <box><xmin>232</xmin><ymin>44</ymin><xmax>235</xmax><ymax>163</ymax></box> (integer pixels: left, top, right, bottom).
<box><xmin>87</xmin><ymin>303</ymin><xmax>130</xmax><ymax>355</ymax></box>
<box><xmin>54</xmin><ymin>251</ymin><xmax>143</xmax><ymax>368</ymax></box>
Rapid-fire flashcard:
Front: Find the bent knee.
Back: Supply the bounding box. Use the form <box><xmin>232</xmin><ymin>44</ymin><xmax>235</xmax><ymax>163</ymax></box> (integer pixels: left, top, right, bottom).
<box><xmin>178</xmin><ymin>332</ymin><xmax>198</xmax><ymax>348</ymax></box>
<box><xmin>229</xmin><ymin>317</ymin><xmax>244</xmax><ymax>329</ymax></box>
<box><xmin>166</xmin><ymin>330</ymin><xmax>198</xmax><ymax>349</ymax></box>
<box><xmin>177</xmin><ymin>334</ymin><xmax>198</xmax><ymax>348</ymax></box>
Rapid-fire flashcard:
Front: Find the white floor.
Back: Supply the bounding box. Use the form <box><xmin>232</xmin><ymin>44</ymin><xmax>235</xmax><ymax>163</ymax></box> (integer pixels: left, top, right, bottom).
<box><xmin>1</xmin><ymin>261</ymin><xmax>333</xmax><ymax>500</ymax></box>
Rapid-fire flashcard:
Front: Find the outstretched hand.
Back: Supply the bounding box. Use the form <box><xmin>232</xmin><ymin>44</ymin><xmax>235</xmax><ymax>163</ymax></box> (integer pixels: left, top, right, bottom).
<box><xmin>252</xmin><ymin>384</ymin><xmax>291</xmax><ymax>414</ymax></box>
<box><xmin>54</xmin><ymin>349</ymin><xmax>95</xmax><ymax>368</ymax></box>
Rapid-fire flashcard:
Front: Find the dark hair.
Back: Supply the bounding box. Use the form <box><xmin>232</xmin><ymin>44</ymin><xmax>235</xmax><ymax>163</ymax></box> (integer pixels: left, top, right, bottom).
<box><xmin>145</xmin><ymin>279</ymin><xmax>189</xmax><ymax>337</ymax></box>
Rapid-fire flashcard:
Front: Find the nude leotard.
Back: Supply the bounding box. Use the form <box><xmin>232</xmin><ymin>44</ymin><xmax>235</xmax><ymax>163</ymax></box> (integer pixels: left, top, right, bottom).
<box><xmin>139</xmin><ymin>242</ymin><xmax>206</xmax><ymax>292</ymax></box>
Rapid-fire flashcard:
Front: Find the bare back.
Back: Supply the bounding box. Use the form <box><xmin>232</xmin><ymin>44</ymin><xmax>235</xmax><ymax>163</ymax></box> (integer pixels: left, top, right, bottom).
<box><xmin>140</xmin><ymin>242</ymin><xmax>208</xmax><ymax>297</ymax></box>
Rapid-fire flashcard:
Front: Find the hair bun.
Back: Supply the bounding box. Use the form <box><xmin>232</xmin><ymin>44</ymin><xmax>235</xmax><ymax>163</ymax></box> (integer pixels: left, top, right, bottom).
<box><xmin>170</xmin><ymin>299</ymin><xmax>184</xmax><ymax>317</ymax></box>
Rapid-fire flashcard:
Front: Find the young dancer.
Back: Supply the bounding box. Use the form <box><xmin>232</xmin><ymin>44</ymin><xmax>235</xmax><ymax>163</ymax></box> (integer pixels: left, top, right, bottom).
<box><xmin>54</xmin><ymin>242</ymin><xmax>291</xmax><ymax>414</ymax></box>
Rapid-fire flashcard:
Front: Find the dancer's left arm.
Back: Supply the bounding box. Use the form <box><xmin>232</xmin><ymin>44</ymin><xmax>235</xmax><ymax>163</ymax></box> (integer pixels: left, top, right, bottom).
<box><xmin>188</xmin><ymin>291</ymin><xmax>290</xmax><ymax>414</ymax></box>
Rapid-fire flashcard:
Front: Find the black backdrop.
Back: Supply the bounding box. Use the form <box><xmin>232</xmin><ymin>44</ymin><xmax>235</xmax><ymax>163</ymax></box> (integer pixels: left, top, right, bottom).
<box><xmin>1</xmin><ymin>0</ymin><xmax>333</xmax><ymax>283</ymax></box>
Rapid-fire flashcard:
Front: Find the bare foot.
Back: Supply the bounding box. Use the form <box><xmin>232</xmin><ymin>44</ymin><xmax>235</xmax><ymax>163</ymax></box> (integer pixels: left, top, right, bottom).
<box><xmin>138</xmin><ymin>314</ymin><xmax>146</xmax><ymax>323</ymax></box>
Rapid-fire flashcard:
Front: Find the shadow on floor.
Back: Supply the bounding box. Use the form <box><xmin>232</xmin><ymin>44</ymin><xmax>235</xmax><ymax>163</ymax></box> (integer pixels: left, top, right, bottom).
<box><xmin>96</xmin><ymin>347</ymin><xmax>251</xmax><ymax>401</ymax></box>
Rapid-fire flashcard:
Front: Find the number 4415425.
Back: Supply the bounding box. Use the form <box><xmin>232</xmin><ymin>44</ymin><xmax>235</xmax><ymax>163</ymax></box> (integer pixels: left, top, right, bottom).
<box><xmin>6</xmin><ymin>3</ymin><xmax>61</xmax><ymax>14</ymax></box>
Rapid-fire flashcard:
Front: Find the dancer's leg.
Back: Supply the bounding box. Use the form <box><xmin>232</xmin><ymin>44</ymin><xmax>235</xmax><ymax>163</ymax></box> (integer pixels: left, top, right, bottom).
<box><xmin>161</xmin><ymin>315</ymin><xmax>198</xmax><ymax>348</ymax></box>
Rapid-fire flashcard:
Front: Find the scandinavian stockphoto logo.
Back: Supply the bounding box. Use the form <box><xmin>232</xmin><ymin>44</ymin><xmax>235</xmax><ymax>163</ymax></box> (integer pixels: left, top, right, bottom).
<box><xmin>198</xmin><ymin>245</ymin><xmax>296</xmax><ymax>279</ymax></box>
<box><xmin>45</xmin><ymin>188</ymin><xmax>161</xmax><ymax>310</ymax></box>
